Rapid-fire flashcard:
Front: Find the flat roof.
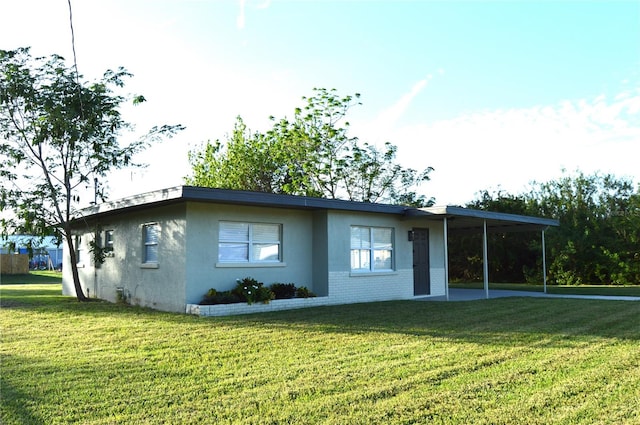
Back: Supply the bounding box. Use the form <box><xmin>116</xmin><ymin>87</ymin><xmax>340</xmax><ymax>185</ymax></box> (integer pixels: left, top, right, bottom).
<box><xmin>407</xmin><ymin>205</ymin><xmax>559</xmax><ymax>233</ymax></box>
<box><xmin>72</xmin><ymin>186</ymin><xmax>558</xmax><ymax>232</ymax></box>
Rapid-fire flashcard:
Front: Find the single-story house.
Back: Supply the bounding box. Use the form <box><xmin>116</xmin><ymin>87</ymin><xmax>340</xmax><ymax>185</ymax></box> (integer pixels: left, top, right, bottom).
<box><xmin>62</xmin><ymin>186</ymin><xmax>559</xmax><ymax>314</ymax></box>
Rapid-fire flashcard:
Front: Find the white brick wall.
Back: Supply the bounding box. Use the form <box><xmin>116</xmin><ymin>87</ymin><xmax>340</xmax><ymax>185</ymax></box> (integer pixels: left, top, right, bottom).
<box><xmin>186</xmin><ymin>267</ymin><xmax>445</xmax><ymax>317</ymax></box>
<box><xmin>326</xmin><ymin>269</ymin><xmax>414</xmax><ymax>304</ymax></box>
<box><xmin>430</xmin><ymin>268</ymin><xmax>446</xmax><ymax>296</ymax></box>
<box><xmin>187</xmin><ymin>297</ymin><xmax>331</xmax><ymax>316</ymax></box>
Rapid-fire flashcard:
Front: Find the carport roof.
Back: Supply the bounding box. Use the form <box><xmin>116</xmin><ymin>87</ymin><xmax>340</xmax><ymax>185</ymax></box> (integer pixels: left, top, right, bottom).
<box><xmin>72</xmin><ymin>186</ymin><xmax>558</xmax><ymax>232</ymax></box>
<box><xmin>406</xmin><ymin>205</ymin><xmax>559</xmax><ymax>233</ymax></box>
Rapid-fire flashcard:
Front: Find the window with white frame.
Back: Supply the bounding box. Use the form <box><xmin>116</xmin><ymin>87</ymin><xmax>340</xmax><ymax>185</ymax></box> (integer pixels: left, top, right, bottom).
<box><xmin>143</xmin><ymin>223</ymin><xmax>159</xmax><ymax>263</ymax></box>
<box><xmin>219</xmin><ymin>221</ymin><xmax>281</xmax><ymax>263</ymax></box>
<box><xmin>104</xmin><ymin>230</ymin><xmax>114</xmax><ymax>253</ymax></box>
<box><xmin>74</xmin><ymin>235</ymin><xmax>83</xmax><ymax>264</ymax></box>
<box><xmin>350</xmin><ymin>226</ymin><xmax>394</xmax><ymax>272</ymax></box>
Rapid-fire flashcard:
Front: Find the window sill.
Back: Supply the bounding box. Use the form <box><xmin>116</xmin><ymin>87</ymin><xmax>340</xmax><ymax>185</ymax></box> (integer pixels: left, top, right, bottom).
<box><xmin>216</xmin><ymin>262</ymin><xmax>287</xmax><ymax>268</ymax></box>
<box><xmin>141</xmin><ymin>263</ymin><xmax>159</xmax><ymax>269</ymax></box>
<box><xmin>350</xmin><ymin>270</ymin><xmax>396</xmax><ymax>277</ymax></box>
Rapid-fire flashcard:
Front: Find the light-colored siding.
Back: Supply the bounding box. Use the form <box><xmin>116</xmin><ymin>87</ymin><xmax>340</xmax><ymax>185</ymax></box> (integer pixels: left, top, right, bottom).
<box><xmin>324</xmin><ymin>211</ymin><xmax>414</xmax><ymax>303</ymax></box>
<box><xmin>184</xmin><ymin>202</ymin><xmax>316</xmax><ymax>304</ymax></box>
<box><xmin>63</xmin><ymin>204</ymin><xmax>188</xmax><ymax>312</ymax></box>
<box><xmin>62</xmin><ymin>199</ymin><xmax>450</xmax><ymax>314</ymax></box>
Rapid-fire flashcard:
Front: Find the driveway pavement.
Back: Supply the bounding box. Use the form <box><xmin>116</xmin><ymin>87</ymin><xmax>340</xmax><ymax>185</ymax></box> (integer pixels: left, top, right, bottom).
<box><xmin>419</xmin><ymin>288</ymin><xmax>640</xmax><ymax>302</ymax></box>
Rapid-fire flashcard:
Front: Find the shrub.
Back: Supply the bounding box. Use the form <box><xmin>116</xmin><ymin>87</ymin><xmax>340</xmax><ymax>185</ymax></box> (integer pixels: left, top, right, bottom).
<box><xmin>295</xmin><ymin>286</ymin><xmax>316</xmax><ymax>298</ymax></box>
<box><xmin>270</xmin><ymin>283</ymin><xmax>297</xmax><ymax>299</ymax></box>
<box><xmin>234</xmin><ymin>277</ymin><xmax>274</xmax><ymax>304</ymax></box>
<box><xmin>200</xmin><ymin>289</ymin><xmax>243</xmax><ymax>305</ymax></box>
<box><xmin>200</xmin><ymin>279</ymin><xmax>317</xmax><ymax>305</ymax></box>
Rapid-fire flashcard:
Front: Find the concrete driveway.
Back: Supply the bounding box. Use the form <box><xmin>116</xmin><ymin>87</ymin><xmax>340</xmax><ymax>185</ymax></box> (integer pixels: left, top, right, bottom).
<box><xmin>419</xmin><ymin>288</ymin><xmax>640</xmax><ymax>302</ymax></box>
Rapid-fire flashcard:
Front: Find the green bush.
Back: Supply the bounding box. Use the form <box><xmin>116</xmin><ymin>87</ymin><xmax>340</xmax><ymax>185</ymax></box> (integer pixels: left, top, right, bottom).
<box><xmin>295</xmin><ymin>286</ymin><xmax>316</xmax><ymax>298</ymax></box>
<box><xmin>234</xmin><ymin>277</ymin><xmax>274</xmax><ymax>304</ymax></box>
<box><xmin>200</xmin><ymin>279</ymin><xmax>315</xmax><ymax>305</ymax></box>
<box><xmin>270</xmin><ymin>283</ymin><xmax>297</xmax><ymax>299</ymax></box>
<box><xmin>200</xmin><ymin>289</ymin><xmax>243</xmax><ymax>305</ymax></box>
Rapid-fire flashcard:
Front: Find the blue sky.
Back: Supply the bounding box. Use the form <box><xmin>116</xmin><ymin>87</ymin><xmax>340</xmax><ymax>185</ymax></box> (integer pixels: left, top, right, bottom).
<box><xmin>3</xmin><ymin>0</ymin><xmax>639</xmax><ymax>205</ymax></box>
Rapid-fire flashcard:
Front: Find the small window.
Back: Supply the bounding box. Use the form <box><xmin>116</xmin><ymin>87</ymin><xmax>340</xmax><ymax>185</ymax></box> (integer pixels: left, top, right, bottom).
<box><xmin>74</xmin><ymin>235</ymin><xmax>83</xmax><ymax>264</ymax></box>
<box><xmin>104</xmin><ymin>230</ymin><xmax>114</xmax><ymax>253</ymax></box>
<box><xmin>350</xmin><ymin>226</ymin><xmax>393</xmax><ymax>272</ymax></box>
<box><xmin>143</xmin><ymin>224</ymin><xmax>159</xmax><ymax>263</ymax></box>
<box><xmin>219</xmin><ymin>221</ymin><xmax>281</xmax><ymax>263</ymax></box>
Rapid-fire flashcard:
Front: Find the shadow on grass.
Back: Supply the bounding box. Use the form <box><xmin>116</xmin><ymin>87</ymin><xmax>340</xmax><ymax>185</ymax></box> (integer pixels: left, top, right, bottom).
<box><xmin>1</xmin><ymin>272</ymin><xmax>62</xmax><ymax>285</ymax></box>
<box><xmin>0</xmin><ymin>358</ymin><xmax>46</xmax><ymax>425</ymax></box>
<box><xmin>3</xmin><ymin>284</ymin><xmax>639</xmax><ymax>344</ymax></box>
<box><xmin>234</xmin><ymin>298</ymin><xmax>640</xmax><ymax>344</ymax></box>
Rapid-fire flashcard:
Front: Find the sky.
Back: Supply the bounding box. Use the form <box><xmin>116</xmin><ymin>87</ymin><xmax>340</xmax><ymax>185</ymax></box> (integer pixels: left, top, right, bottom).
<box><xmin>2</xmin><ymin>0</ymin><xmax>639</xmax><ymax>206</ymax></box>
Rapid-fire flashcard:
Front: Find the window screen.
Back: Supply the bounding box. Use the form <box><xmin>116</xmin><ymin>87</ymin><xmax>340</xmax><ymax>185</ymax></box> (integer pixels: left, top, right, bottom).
<box><xmin>219</xmin><ymin>222</ymin><xmax>281</xmax><ymax>263</ymax></box>
<box><xmin>143</xmin><ymin>224</ymin><xmax>159</xmax><ymax>263</ymax></box>
<box><xmin>350</xmin><ymin>226</ymin><xmax>393</xmax><ymax>272</ymax></box>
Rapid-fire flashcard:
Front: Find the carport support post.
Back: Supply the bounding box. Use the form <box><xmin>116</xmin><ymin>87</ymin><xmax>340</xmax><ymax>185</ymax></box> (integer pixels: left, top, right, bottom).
<box><xmin>444</xmin><ymin>217</ymin><xmax>449</xmax><ymax>301</ymax></box>
<box><xmin>542</xmin><ymin>229</ymin><xmax>547</xmax><ymax>294</ymax></box>
<box><xmin>483</xmin><ymin>220</ymin><xmax>489</xmax><ymax>299</ymax></box>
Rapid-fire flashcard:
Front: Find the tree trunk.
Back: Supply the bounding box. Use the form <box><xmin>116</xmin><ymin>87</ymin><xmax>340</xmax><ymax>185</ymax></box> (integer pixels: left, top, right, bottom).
<box><xmin>64</xmin><ymin>232</ymin><xmax>89</xmax><ymax>302</ymax></box>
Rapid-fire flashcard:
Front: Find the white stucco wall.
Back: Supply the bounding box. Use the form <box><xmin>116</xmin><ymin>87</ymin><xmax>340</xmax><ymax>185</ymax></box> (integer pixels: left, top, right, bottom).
<box><xmin>62</xmin><ymin>231</ymin><xmax>95</xmax><ymax>298</ymax></box>
<box><xmin>183</xmin><ymin>202</ymin><xmax>317</xmax><ymax>305</ymax></box>
<box><xmin>324</xmin><ymin>211</ymin><xmax>409</xmax><ymax>304</ymax></box>
<box><xmin>63</xmin><ymin>204</ymin><xmax>188</xmax><ymax>312</ymax></box>
<box><xmin>62</xmin><ymin>198</ymin><xmax>450</xmax><ymax>314</ymax></box>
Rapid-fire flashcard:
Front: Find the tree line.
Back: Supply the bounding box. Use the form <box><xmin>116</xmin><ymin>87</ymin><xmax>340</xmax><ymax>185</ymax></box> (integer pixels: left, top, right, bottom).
<box><xmin>448</xmin><ymin>172</ymin><xmax>640</xmax><ymax>285</ymax></box>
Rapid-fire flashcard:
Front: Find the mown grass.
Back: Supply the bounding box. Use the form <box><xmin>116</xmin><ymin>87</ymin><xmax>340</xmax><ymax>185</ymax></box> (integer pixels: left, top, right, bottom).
<box><xmin>0</xmin><ymin>270</ymin><xmax>62</xmax><ymax>285</ymax></box>
<box><xmin>451</xmin><ymin>281</ymin><xmax>640</xmax><ymax>297</ymax></box>
<box><xmin>1</xmin><ymin>284</ymin><xmax>639</xmax><ymax>424</ymax></box>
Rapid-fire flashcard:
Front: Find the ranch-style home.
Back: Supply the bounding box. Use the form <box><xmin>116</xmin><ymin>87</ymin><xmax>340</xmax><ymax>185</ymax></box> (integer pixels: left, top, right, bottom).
<box><xmin>62</xmin><ymin>186</ymin><xmax>559</xmax><ymax>314</ymax></box>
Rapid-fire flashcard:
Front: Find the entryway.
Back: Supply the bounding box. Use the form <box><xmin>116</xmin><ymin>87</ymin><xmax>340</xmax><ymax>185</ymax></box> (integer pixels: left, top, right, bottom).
<box><xmin>412</xmin><ymin>228</ymin><xmax>430</xmax><ymax>296</ymax></box>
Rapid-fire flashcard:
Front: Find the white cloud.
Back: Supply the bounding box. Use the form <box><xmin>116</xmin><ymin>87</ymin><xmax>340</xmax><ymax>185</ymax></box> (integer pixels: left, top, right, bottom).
<box><xmin>389</xmin><ymin>87</ymin><xmax>640</xmax><ymax>205</ymax></box>
<box><xmin>237</xmin><ymin>0</ymin><xmax>247</xmax><ymax>30</ymax></box>
<box><xmin>372</xmin><ymin>77</ymin><xmax>431</xmax><ymax>134</ymax></box>
<box><xmin>237</xmin><ymin>0</ymin><xmax>271</xmax><ymax>30</ymax></box>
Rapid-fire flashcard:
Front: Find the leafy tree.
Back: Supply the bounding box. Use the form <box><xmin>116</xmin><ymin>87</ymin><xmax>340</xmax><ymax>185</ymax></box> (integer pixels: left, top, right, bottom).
<box><xmin>187</xmin><ymin>88</ymin><xmax>434</xmax><ymax>206</ymax></box>
<box><xmin>532</xmin><ymin>171</ymin><xmax>640</xmax><ymax>285</ymax></box>
<box><xmin>0</xmin><ymin>47</ymin><xmax>183</xmax><ymax>300</ymax></box>
<box><xmin>187</xmin><ymin>118</ymin><xmax>280</xmax><ymax>193</ymax></box>
<box><xmin>449</xmin><ymin>172</ymin><xmax>640</xmax><ymax>286</ymax></box>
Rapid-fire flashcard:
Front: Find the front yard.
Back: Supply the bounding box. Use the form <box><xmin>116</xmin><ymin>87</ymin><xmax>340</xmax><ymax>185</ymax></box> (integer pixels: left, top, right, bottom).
<box><xmin>1</xmin><ymin>283</ymin><xmax>639</xmax><ymax>424</ymax></box>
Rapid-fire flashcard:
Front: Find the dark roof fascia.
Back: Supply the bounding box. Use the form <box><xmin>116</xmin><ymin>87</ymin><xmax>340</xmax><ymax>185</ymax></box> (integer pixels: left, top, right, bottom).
<box><xmin>180</xmin><ymin>186</ymin><xmax>408</xmax><ymax>214</ymax></box>
<box><xmin>407</xmin><ymin>205</ymin><xmax>559</xmax><ymax>228</ymax></box>
<box><xmin>70</xmin><ymin>186</ymin><xmax>185</xmax><ymax>225</ymax></box>
<box><xmin>71</xmin><ymin>186</ymin><xmax>409</xmax><ymax>224</ymax></box>
<box><xmin>71</xmin><ymin>187</ymin><xmax>559</xmax><ymax>231</ymax></box>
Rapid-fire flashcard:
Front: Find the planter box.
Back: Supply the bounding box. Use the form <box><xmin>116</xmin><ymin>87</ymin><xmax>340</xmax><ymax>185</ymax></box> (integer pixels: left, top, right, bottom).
<box><xmin>186</xmin><ymin>296</ymin><xmax>330</xmax><ymax>317</ymax></box>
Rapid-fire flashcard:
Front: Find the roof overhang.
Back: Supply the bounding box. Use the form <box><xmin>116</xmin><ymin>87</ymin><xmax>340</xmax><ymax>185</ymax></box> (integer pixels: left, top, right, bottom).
<box><xmin>70</xmin><ymin>186</ymin><xmax>408</xmax><ymax>225</ymax></box>
<box><xmin>70</xmin><ymin>186</ymin><xmax>559</xmax><ymax>233</ymax></box>
<box><xmin>405</xmin><ymin>205</ymin><xmax>559</xmax><ymax>233</ymax></box>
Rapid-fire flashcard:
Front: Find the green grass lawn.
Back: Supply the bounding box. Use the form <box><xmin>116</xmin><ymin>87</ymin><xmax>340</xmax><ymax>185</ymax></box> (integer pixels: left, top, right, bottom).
<box><xmin>0</xmin><ymin>270</ymin><xmax>62</xmax><ymax>285</ymax></box>
<box><xmin>1</xmin><ymin>285</ymin><xmax>639</xmax><ymax>424</ymax></box>
<box><xmin>451</xmin><ymin>281</ymin><xmax>640</xmax><ymax>297</ymax></box>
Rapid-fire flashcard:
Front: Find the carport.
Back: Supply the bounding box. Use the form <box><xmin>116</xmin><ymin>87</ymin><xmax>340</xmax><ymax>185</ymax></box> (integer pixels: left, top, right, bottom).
<box><xmin>406</xmin><ymin>206</ymin><xmax>560</xmax><ymax>300</ymax></box>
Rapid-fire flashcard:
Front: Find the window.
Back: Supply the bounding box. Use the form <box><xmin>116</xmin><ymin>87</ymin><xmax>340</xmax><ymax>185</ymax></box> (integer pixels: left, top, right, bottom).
<box><xmin>350</xmin><ymin>226</ymin><xmax>393</xmax><ymax>272</ymax></box>
<box><xmin>143</xmin><ymin>224</ymin><xmax>159</xmax><ymax>263</ymax></box>
<box><xmin>219</xmin><ymin>222</ymin><xmax>281</xmax><ymax>263</ymax></box>
<box><xmin>104</xmin><ymin>230</ymin><xmax>114</xmax><ymax>253</ymax></box>
<box><xmin>74</xmin><ymin>235</ymin><xmax>83</xmax><ymax>264</ymax></box>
